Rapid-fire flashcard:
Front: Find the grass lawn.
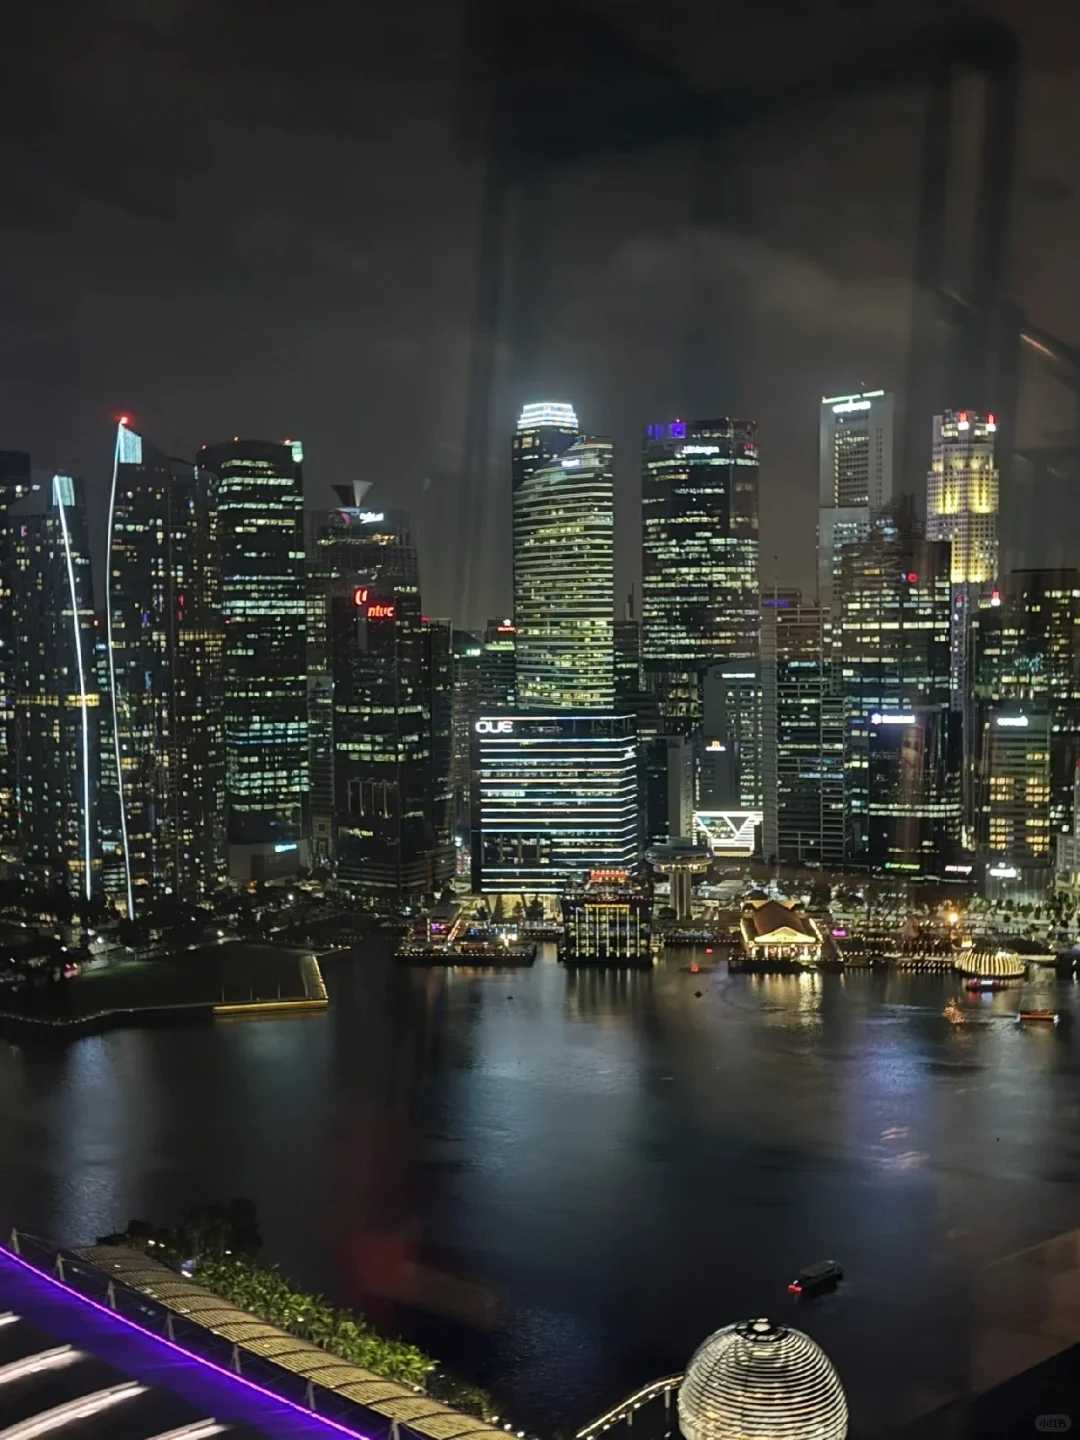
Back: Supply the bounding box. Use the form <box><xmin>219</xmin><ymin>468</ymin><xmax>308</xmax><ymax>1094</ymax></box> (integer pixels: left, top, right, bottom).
<box><xmin>62</xmin><ymin>942</ymin><xmax>310</xmax><ymax>1018</ymax></box>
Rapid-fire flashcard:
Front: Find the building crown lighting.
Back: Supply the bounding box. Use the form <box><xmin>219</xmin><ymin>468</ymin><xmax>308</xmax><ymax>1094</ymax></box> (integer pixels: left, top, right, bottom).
<box><xmin>517</xmin><ymin>402</ymin><xmax>579</xmax><ymax>432</ymax></box>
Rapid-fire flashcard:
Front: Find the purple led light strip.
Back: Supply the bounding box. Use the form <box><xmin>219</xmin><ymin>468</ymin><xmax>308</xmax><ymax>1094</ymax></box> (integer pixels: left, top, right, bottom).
<box><xmin>0</xmin><ymin>1243</ymin><xmax>373</xmax><ymax>1440</ymax></box>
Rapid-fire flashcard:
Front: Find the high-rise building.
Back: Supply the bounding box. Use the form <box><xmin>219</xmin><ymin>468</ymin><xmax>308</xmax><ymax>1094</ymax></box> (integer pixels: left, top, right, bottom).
<box><xmin>104</xmin><ymin>423</ymin><xmax>224</xmax><ymax>910</ymax></box>
<box><xmin>514</xmin><ymin>435</ymin><xmax>614</xmax><ymax>711</ymax></box>
<box><xmin>926</xmin><ymin>409</ymin><xmax>1000</xmax><ymax>703</ymax></box>
<box><xmin>314</xmin><ymin>499</ymin><xmax>448</xmax><ymax>901</ymax></box>
<box><xmin>198</xmin><ymin>438</ymin><xmax>307</xmax><ymax>880</ymax></box>
<box><xmin>511</xmin><ymin>401</ymin><xmax>579</xmax><ymax>494</ymax></box>
<box><xmin>9</xmin><ymin>475</ymin><xmax>98</xmax><ymax>899</ymax></box>
<box><xmin>977</xmin><ymin>704</ymin><xmax>1051</xmax><ymax>900</ymax></box>
<box><xmin>424</xmin><ymin>615</ymin><xmax>456</xmax><ymax>891</ymax></box>
<box><xmin>0</xmin><ymin>450</ymin><xmax>35</xmax><ymax>843</ymax></box>
<box><xmin>450</xmin><ymin>619</ymin><xmax>516</xmax><ymax>851</ymax></box>
<box><xmin>641</xmin><ymin>418</ymin><xmax>760</xmax><ymax>731</ymax></box>
<box><xmin>973</xmin><ymin>569</ymin><xmax>1080</xmax><ymax>840</ymax></box>
<box><xmin>817</xmin><ymin>389</ymin><xmax>894</xmax><ymax>608</ymax></box>
<box><xmin>867</xmin><ymin>707</ymin><xmax>962</xmax><ymax>876</ymax></box>
<box><xmin>835</xmin><ymin>512</ymin><xmax>953</xmax><ymax>860</ymax></box>
<box><xmin>702</xmin><ymin>665</ymin><xmax>763</xmax><ymax>810</ymax></box>
<box><xmin>761</xmin><ymin>600</ymin><xmax>845</xmax><ymax>866</ymax></box>
<box><xmin>471</xmin><ymin>713</ymin><xmax>639</xmax><ymax>893</ymax></box>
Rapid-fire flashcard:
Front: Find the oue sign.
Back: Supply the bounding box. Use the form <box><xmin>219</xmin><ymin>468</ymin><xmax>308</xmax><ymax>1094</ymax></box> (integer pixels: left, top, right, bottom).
<box><xmin>476</xmin><ymin>719</ymin><xmax>513</xmax><ymax>735</ymax></box>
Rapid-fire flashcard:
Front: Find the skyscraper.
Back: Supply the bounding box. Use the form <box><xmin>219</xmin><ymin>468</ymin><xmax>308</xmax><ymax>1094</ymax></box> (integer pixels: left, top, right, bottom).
<box><xmin>471</xmin><ymin>713</ymin><xmax>639</xmax><ymax>893</ymax></box>
<box><xmin>514</xmin><ymin>435</ymin><xmax>614</xmax><ymax>711</ymax></box>
<box><xmin>0</xmin><ymin>450</ymin><xmax>35</xmax><ymax>843</ymax></box>
<box><xmin>9</xmin><ymin>474</ymin><xmax>98</xmax><ymax>900</ymax></box>
<box><xmin>511</xmin><ymin>402</ymin><xmax>579</xmax><ymax>493</ymax></box>
<box><xmin>641</xmin><ymin>418</ymin><xmax>760</xmax><ymax>731</ymax></box>
<box><xmin>105</xmin><ymin>422</ymin><xmax>224</xmax><ymax>910</ymax></box>
<box><xmin>817</xmin><ymin>389</ymin><xmax>894</xmax><ymax>608</ymax></box>
<box><xmin>926</xmin><ymin>409</ymin><xmax>1000</xmax><ymax>702</ymax></box>
<box><xmin>972</xmin><ymin>569</ymin><xmax>1080</xmax><ymax>839</ymax></box>
<box><xmin>978</xmin><ymin>704</ymin><xmax>1051</xmax><ymax>900</ymax></box>
<box><xmin>315</xmin><ymin>499</ymin><xmax>447</xmax><ymax>901</ymax></box>
<box><xmin>198</xmin><ymin>438</ymin><xmax>307</xmax><ymax>880</ymax></box>
<box><xmin>835</xmin><ymin>512</ymin><xmax>953</xmax><ymax>859</ymax></box>
<box><xmin>761</xmin><ymin>600</ymin><xmax>845</xmax><ymax>866</ymax></box>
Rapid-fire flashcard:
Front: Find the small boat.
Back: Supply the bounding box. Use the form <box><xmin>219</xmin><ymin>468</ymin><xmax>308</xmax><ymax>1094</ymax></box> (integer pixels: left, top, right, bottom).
<box><xmin>943</xmin><ymin>1000</ymin><xmax>964</xmax><ymax>1025</ymax></box>
<box><xmin>787</xmin><ymin>1259</ymin><xmax>843</xmax><ymax>1297</ymax></box>
<box><xmin>965</xmin><ymin>978</ymin><xmax>1010</xmax><ymax>993</ymax></box>
<box><xmin>1017</xmin><ymin>1009</ymin><xmax>1059</xmax><ymax>1025</ymax></box>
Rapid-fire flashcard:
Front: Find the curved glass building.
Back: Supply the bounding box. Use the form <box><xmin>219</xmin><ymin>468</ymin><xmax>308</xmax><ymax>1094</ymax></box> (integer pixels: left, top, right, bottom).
<box><xmin>513</xmin><ymin>435</ymin><xmax>614</xmax><ymax>712</ymax></box>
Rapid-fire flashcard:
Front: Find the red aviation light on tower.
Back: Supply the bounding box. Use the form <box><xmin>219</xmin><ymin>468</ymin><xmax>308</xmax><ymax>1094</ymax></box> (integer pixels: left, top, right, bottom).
<box><xmin>118</xmin><ymin>414</ymin><xmax>130</xmax><ymax>427</ymax></box>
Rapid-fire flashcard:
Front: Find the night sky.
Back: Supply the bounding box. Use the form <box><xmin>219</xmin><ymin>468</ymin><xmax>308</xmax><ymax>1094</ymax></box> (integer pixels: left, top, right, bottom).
<box><xmin>4</xmin><ymin>0</ymin><xmax>1080</xmax><ymax>626</ymax></box>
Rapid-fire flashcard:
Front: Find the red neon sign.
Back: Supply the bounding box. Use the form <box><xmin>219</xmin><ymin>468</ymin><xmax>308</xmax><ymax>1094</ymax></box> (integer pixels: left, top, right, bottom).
<box><xmin>353</xmin><ymin>586</ymin><xmax>369</xmax><ymax>607</ymax></box>
<box><xmin>367</xmin><ymin>602</ymin><xmax>396</xmax><ymax>620</ymax></box>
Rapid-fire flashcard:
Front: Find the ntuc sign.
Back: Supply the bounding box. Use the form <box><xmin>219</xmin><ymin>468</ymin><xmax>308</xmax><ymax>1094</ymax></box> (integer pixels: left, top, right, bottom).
<box><xmin>476</xmin><ymin>719</ymin><xmax>513</xmax><ymax>735</ymax></box>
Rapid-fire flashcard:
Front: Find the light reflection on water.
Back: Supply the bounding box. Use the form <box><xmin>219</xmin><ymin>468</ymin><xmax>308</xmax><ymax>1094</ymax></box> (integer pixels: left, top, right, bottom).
<box><xmin>0</xmin><ymin>942</ymin><xmax>1078</xmax><ymax>1434</ymax></box>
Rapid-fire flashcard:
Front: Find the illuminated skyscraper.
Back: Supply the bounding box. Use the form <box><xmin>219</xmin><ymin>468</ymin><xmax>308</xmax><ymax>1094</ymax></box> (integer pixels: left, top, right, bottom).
<box><xmin>514</xmin><ymin>435</ymin><xmax>614</xmax><ymax>711</ymax></box>
<box><xmin>978</xmin><ymin>704</ymin><xmax>1051</xmax><ymax>900</ymax></box>
<box><xmin>105</xmin><ymin>423</ymin><xmax>224</xmax><ymax>910</ymax></box>
<box><xmin>761</xmin><ymin>601</ymin><xmax>845</xmax><ymax>866</ymax></box>
<box><xmin>198</xmin><ymin>438</ymin><xmax>306</xmax><ymax>880</ymax></box>
<box><xmin>835</xmin><ymin>512</ymin><xmax>953</xmax><ymax>859</ymax></box>
<box><xmin>817</xmin><ymin>389</ymin><xmax>894</xmax><ymax>608</ymax></box>
<box><xmin>9</xmin><ymin>475</ymin><xmax>98</xmax><ymax>899</ymax></box>
<box><xmin>972</xmin><ymin>568</ymin><xmax>1080</xmax><ymax>839</ymax></box>
<box><xmin>314</xmin><ymin>498</ymin><xmax>449</xmax><ymax>900</ymax></box>
<box><xmin>641</xmin><ymin>418</ymin><xmax>760</xmax><ymax>731</ymax></box>
<box><xmin>0</xmin><ymin>450</ymin><xmax>35</xmax><ymax>842</ymax></box>
<box><xmin>511</xmin><ymin>401</ymin><xmax>579</xmax><ymax>494</ymax></box>
<box><xmin>926</xmin><ymin>409</ymin><xmax>1000</xmax><ymax>703</ymax></box>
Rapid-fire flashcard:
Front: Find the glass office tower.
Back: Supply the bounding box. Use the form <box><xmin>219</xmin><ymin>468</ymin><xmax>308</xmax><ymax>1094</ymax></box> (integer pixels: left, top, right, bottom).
<box><xmin>9</xmin><ymin>475</ymin><xmax>99</xmax><ymax>899</ymax></box>
<box><xmin>817</xmin><ymin>389</ymin><xmax>894</xmax><ymax>609</ymax></box>
<box><xmin>641</xmin><ymin>417</ymin><xmax>760</xmax><ymax>732</ymax></box>
<box><xmin>105</xmin><ymin>422</ymin><xmax>224</xmax><ymax>910</ymax></box>
<box><xmin>0</xmin><ymin>450</ymin><xmax>35</xmax><ymax>843</ymax></box>
<box><xmin>514</xmin><ymin>435</ymin><xmax>615</xmax><ymax>711</ymax></box>
<box><xmin>198</xmin><ymin>437</ymin><xmax>306</xmax><ymax>880</ymax></box>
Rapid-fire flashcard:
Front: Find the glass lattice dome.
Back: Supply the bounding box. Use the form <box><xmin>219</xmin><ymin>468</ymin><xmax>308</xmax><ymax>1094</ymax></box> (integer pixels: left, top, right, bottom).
<box><xmin>677</xmin><ymin>1317</ymin><xmax>848</xmax><ymax>1440</ymax></box>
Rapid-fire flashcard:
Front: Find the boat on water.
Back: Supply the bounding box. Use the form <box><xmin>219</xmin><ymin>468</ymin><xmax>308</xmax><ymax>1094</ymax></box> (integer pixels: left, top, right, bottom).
<box><xmin>1017</xmin><ymin>1009</ymin><xmax>1060</xmax><ymax>1025</ymax></box>
<box><xmin>965</xmin><ymin>977</ymin><xmax>1011</xmax><ymax>992</ymax></box>
<box><xmin>788</xmin><ymin>1259</ymin><xmax>843</xmax><ymax>1297</ymax></box>
<box><xmin>943</xmin><ymin>1000</ymin><xmax>965</xmax><ymax>1025</ymax></box>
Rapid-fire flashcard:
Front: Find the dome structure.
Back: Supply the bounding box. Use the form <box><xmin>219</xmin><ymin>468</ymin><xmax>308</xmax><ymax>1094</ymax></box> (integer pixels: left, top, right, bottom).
<box><xmin>677</xmin><ymin>1318</ymin><xmax>848</xmax><ymax>1440</ymax></box>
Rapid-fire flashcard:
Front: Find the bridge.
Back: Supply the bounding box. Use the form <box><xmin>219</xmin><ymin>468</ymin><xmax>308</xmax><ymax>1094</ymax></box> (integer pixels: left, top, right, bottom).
<box><xmin>575</xmin><ymin>1376</ymin><xmax>683</xmax><ymax>1440</ymax></box>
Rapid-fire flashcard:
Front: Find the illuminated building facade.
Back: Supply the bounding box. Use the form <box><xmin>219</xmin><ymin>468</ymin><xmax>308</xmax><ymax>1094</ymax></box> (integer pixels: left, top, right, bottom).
<box><xmin>0</xmin><ymin>450</ymin><xmax>35</xmax><ymax>842</ymax></box>
<box><xmin>9</xmin><ymin>475</ymin><xmax>99</xmax><ymax>898</ymax></box>
<box><xmin>703</xmin><ymin>665</ymin><xmax>763</xmax><ymax>810</ymax></box>
<box><xmin>315</xmin><ymin>498</ymin><xmax>449</xmax><ymax>900</ymax></box>
<box><xmin>973</xmin><ymin>569</ymin><xmax>1080</xmax><ymax>838</ymax></box>
<box><xmin>560</xmin><ymin>869</ymin><xmax>652</xmax><ymax>965</ymax></box>
<box><xmin>926</xmin><ymin>409</ymin><xmax>999</xmax><ymax>704</ymax></box>
<box><xmin>977</xmin><ymin>705</ymin><xmax>1051</xmax><ymax>899</ymax></box>
<box><xmin>514</xmin><ymin>435</ymin><xmax>614</xmax><ymax>711</ymax></box>
<box><xmin>105</xmin><ymin>424</ymin><xmax>224</xmax><ymax>909</ymax></box>
<box><xmin>835</xmin><ymin>514</ymin><xmax>953</xmax><ymax>859</ymax></box>
<box><xmin>511</xmin><ymin>401</ymin><xmax>579</xmax><ymax>493</ymax></box>
<box><xmin>641</xmin><ymin>418</ymin><xmax>760</xmax><ymax>731</ymax></box>
<box><xmin>817</xmin><ymin>389</ymin><xmax>894</xmax><ymax>608</ymax></box>
<box><xmin>471</xmin><ymin>714</ymin><xmax>639</xmax><ymax>894</ymax></box>
<box><xmin>867</xmin><ymin>708</ymin><xmax>962</xmax><ymax>876</ymax></box>
<box><xmin>450</xmin><ymin>619</ymin><xmax>516</xmax><ymax>848</ymax></box>
<box><xmin>761</xmin><ymin>601</ymin><xmax>845</xmax><ymax>866</ymax></box>
<box><xmin>199</xmin><ymin>438</ymin><xmax>306</xmax><ymax>879</ymax></box>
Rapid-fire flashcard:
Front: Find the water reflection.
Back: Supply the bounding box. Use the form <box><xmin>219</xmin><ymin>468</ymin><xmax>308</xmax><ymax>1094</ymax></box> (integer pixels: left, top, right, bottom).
<box><xmin>0</xmin><ymin>946</ymin><xmax>1078</xmax><ymax>1435</ymax></box>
